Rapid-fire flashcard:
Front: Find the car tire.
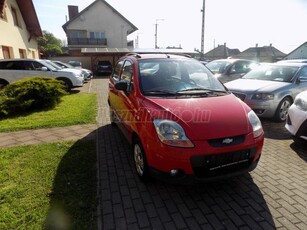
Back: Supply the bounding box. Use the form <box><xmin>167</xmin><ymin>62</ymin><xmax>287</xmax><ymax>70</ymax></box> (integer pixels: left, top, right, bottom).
<box><xmin>0</xmin><ymin>80</ymin><xmax>8</xmax><ymax>90</ymax></box>
<box><xmin>133</xmin><ymin>137</ymin><xmax>150</xmax><ymax>182</ymax></box>
<box><xmin>109</xmin><ymin>107</ymin><xmax>116</xmax><ymax>126</ymax></box>
<box><xmin>274</xmin><ymin>97</ymin><xmax>292</xmax><ymax>122</ymax></box>
<box><xmin>58</xmin><ymin>78</ymin><xmax>72</xmax><ymax>92</ymax></box>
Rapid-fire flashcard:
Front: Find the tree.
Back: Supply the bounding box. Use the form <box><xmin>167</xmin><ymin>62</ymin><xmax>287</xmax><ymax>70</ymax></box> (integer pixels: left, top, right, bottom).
<box><xmin>37</xmin><ymin>31</ymin><xmax>63</xmax><ymax>57</ymax></box>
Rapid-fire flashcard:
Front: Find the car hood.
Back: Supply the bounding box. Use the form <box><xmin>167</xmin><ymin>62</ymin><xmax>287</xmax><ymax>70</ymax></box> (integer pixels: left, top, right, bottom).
<box><xmin>59</xmin><ymin>68</ymin><xmax>82</xmax><ymax>75</ymax></box>
<box><xmin>225</xmin><ymin>79</ymin><xmax>290</xmax><ymax>93</ymax></box>
<box><xmin>142</xmin><ymin>94</ymin><xmax>251</xmax><ymax>140</ymax></box>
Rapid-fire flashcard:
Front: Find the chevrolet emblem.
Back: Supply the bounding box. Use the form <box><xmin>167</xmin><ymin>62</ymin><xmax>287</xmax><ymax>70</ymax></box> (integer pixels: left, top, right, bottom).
<box><xmin>222</xmin><ymin>138</ymin><xmax>233</xmax><ymax>144</ymax></box>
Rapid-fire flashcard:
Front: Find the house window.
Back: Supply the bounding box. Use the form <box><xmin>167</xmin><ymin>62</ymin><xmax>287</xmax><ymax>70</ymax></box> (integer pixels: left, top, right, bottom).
<box><xmin>71</xmin><ymin>31</ymin><xmax>80</xmax><ymax>38</ymax></box>
<box><xmin>90</xmin><ymin>32</ymin><xmax>105</xmax><ymax>39</ymax></box>
<box><xmin>2</xmin><ymin>46</ymin><xmax>12</xmax><ymax>59</ymax></box>
<box><xmin>31</xmin><ymin>50</ymin><xmax>35</xmax><ymax>58</ymax></box>
<box><xmin>11</xmin><ymin>6</ymin><xmax>20</xmax><ymax>27</ymax></box>
<box><xmin>19</xmin><ymin>49</ymin><xmax>26</xmax><ymax>58</ymax></box>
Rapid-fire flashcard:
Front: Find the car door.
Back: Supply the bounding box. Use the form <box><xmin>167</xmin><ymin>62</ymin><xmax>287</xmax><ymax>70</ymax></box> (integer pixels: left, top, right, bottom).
<box><xmin>115</xmin><ymin>60</ymin><xmax>139</xmax><ymax>140</ymax></box>
<box><xmin>22</xmin><ymin>60</ymin><xmax>54</xmax><ymax>78</ymax></box>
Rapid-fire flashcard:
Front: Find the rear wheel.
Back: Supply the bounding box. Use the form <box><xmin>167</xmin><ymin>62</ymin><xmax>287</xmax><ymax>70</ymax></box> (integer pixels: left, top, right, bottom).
<box><xmin>274</xmin><ymin>97</ymin><xmax>292</xmax><ymax>122</ymax></box>
<box><xmin>133</xmin><ymin>138</ymin><xmax>150</xmax><ymax>182</ymax></box>
<box><xmin>0</xmin><ymin>80</ymin><xmax>8</xmax><ymax>90</ymax></box>
<box><xmin>109</xmin><ymin>106</ymin><xmax>116</xmax><ymax>126</ymax></box>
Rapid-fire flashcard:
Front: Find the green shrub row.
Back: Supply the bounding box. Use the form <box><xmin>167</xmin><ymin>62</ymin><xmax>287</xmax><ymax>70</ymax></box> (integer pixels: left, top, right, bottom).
<box><xmin>0</xmin><ymin>77</ymin><xmax>68</xmax><ymax>117</ymax></box>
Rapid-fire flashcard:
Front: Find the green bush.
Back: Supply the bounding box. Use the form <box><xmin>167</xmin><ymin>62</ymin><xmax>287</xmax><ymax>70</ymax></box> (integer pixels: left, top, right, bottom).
<box><xmin>0</xmin><ymin>77</ymin><xmax>68</xmax><ymax>117</ymax></box>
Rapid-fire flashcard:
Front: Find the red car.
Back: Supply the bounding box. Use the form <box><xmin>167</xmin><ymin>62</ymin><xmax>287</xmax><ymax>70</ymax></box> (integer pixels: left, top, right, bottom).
<box><xmin>108</xmin><ymin>53</ymin><xmax>264</xmax><ymax>183</ymax></box>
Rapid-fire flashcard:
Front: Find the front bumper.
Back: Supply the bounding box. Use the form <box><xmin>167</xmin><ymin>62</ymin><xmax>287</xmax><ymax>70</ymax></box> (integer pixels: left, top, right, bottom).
<box><xmin>143</xmin><ymin>132</ymin><xmax>264</xmax><ymax>184</ymax></box>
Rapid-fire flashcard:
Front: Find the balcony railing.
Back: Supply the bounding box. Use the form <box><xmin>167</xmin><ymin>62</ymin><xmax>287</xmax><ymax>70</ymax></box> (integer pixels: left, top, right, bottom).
<box><xmin>68</xmin><ymin>38</ymin><xmax>107</xmax><ymax>46</ymax></box>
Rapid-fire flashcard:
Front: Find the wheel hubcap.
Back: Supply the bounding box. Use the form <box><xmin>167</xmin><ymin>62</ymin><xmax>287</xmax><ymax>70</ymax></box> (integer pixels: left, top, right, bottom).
<box><xmin>279</xmin><ymin>100</ymin><xmax>291</xmax><ymax>121</ymax></box>
<box><xmin>134</xmin><ymin>144</ymin><xmax>144</xmax><ymax>176</ymax></box>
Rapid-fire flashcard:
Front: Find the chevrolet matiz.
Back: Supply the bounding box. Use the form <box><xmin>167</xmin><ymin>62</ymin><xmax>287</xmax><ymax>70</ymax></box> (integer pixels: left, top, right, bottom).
<box><xmin>108</xmin><ymin>53</ymin><xmax>264</xmax><ymax>183</ymax></box>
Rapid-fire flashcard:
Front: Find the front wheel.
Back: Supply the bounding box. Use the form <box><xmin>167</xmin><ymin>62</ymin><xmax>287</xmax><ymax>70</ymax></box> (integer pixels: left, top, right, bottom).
<box><xmin>274</xmin><ymin>97</ymin><xmax>292</xmax><ymax>122</ymax></box>
<box><xmin>133</xmin><ymin>138</ymin><xmax>150</xmax><ymax>182</ymax></box>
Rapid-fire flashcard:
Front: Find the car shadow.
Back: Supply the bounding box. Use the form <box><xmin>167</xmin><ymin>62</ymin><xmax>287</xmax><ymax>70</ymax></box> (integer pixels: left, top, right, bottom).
<box><xmin>290</xmin><ymin>141</ymin><xmax>307</xmax><ymax>162</ymax></box>
<box><xmin>43</xmin><ymin>132</ymin><xmax>97</xmax><ymax>229</ymax></box>
<box><xmin>261</xmin><ymin>118</ymin><xmax>292</xmax><ymax>140</ymax></box>
<box><xmin>97</xmin><ymin>124</ymin><xmax>276</xmax><ymax>229</ymax></box>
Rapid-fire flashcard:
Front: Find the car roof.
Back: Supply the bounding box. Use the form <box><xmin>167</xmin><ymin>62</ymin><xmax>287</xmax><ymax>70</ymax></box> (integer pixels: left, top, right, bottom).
<box><xmin>122</xmin><ymin>53</ymin><xmax>192</xmax><ymax>61</ymax></box>
<box><xmin>265</xmin><ymin>62</ymin><xmax>307</xmax><ymax>67</ymax></box>
<box><xmin>208</xmin><ymin>58</ymin><xmax>257</xmax><ymax>63</ymax></box>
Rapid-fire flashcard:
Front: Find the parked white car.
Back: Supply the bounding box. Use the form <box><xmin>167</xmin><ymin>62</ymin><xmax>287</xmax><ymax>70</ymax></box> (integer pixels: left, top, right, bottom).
<box><xmin>285</xmin><ymin>90</ymin><xmax>307</xmax><ymax>143</ymax></box>
<box><xmin>52</xmin><ymin>60</ymin><xmax>93</xmax><ymax>81</ymax></box>
<box><xmin>0</xmin><ymin>59</ymin><xmax>84</xmax><ymax>91</ymax></box>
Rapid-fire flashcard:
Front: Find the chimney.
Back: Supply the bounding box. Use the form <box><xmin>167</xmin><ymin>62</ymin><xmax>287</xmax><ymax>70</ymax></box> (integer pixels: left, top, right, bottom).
<box><xmin>68</xmin><ymin>5</ymin><xmax>79</xmax><ymax>21</ymax></box>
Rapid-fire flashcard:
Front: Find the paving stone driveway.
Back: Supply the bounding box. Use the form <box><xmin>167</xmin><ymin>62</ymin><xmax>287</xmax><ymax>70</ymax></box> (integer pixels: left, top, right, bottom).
<box><xmin>95</xmin><ymin>78</ymin><xmax>307</xmax><ymax>230</ymax></box>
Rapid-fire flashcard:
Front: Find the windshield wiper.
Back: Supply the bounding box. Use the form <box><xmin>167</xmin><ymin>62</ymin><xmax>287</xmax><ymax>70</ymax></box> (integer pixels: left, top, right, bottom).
<box><xmin>177</xmin><ymin>88</ymin><xmax>227</xmax><ymax>95</ymax></box>
<box><xmin>143</xmin><ymin>90</ymin><xmax>178</xmax><ymax>95</ymax></box>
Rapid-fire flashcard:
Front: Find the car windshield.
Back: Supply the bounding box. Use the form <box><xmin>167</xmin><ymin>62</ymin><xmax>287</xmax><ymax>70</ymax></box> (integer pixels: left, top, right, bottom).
<box><xmin>243</xmin><ymin>65</ymin><xmax>299</xmax><ymax>82</ymax></box>
<box><xmin>206</xmin><ymin>60</ymin><xmax>232</xmax><ymax>74</ymax></box>
<box><xmin>56</xmin><ymin>61</ymin><xmax>74</xmax><ymax>68</ymax></box>
<box><xmin>139</xmin><ymin>59</ymin><xmax>227</xmax><ymax>96</ymax></box>
<box><xmin>39</xmin><ymin>60</ymin><xmax>58</xmax><ymax>71</ymax></box>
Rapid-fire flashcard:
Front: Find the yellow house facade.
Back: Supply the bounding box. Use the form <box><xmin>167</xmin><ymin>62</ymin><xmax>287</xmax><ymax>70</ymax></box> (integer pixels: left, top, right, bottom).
<box><xmin>0</xmin><ymin>0</ymin><xmax>42</xmax><ymax>59</ymax></box>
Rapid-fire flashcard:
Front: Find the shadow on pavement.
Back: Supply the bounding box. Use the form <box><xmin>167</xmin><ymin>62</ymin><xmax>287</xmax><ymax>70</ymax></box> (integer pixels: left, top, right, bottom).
<box><xmin>44</xmin><ymin>133</ymin><xmax>97</xmax><ymax>229</ymax></box>
<box><xmin>98</xmin><ymin>124</ymin><xmax>275</xmax><ymax>229</ymax></box>
<box><xmin>261</xmin><ymin>119</ymin><xmax>292</xmax><ymax>140</ymax></box>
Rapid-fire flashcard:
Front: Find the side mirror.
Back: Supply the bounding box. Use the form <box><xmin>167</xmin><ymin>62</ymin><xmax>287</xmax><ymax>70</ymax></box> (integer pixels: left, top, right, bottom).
<box><xmin>41</xmin><ymin>66</ymin><xmax>48</xmax><ymax>71</ymax></box>
<box><xmin>115</xmin><ymin>81</ymin><xmax>128</xmax><ymax>92</ymax></box>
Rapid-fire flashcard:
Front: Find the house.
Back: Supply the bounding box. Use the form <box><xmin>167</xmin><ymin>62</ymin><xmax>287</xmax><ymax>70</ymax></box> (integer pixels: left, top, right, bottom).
<box><xmin>202</xmin><ymin>43</ymin><xmax>240</xmax><ymax>61</ymax></box>
<box><xmin>283</xmin><ymin>42</ymin><xmax>307</xmax><ymax>60</ymax></box>
<box><xmin>0</xmin><ymin>0</ymin><xmax>42</xmax><ymax>59</ymax></box>
<box><xmin>61</xmin><ymin>0</ymin><xmax>138</xmax><ymax>69</ymax></box>
<box><xmin>232</xmin><ymin>44</ymin><xmax>286</xmax><ymax>63</ymax></box>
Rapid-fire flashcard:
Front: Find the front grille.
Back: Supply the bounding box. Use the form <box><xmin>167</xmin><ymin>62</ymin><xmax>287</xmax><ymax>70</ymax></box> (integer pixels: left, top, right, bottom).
<box><xmin>208</xmin><ymin>135</ymin><xmax>245</xmax><ymax>147</ymax></box>
<box><xmin>232</xmin><ymin>92</ymin><xmax>246</xmax><ymax>101</ymax></box>
<box><xmin>191</xmin><ymin>147</ymin><xmax>257</xmax><ymax>178</ymax></box>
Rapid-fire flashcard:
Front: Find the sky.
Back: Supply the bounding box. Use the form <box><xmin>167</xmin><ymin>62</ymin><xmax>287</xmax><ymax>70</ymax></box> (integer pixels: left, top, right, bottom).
<box><xmin>32</xmin><ymin>0</ymin><xmax>307</xmax><ymax>54</ymax></box>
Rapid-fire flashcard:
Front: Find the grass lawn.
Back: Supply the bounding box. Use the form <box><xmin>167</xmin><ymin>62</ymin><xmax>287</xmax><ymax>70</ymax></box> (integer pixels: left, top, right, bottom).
<box><xmin>0</xmin><ymin>93</ymin><xmax>97</xmax><ymax>132</ymax></box>
<box><xmin>0</xmin><ymin>140</ymin><xmax>97</xmax><ymax>229</ymax></box>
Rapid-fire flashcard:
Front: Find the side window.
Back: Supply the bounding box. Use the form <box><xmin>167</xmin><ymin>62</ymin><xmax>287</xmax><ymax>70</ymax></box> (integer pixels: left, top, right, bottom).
<box><xmin>6</xmin><ymin>61</ymin><xmax>24</xmax><ymax>70</ymax></box>
<box><xmin>299</xmin><ymin>67</ymin><xmax>307</xmax><ymax>76</ymax></box>
<box><xmin>121</xmin><ymin>61</ymin><xmax>134</xmax><ymax>92</ymax></box>
<box><xmin>113</xmin><ymin>60</ymin><xmax>124</xmax><ymax>81</ymax></box>
<box><xmin>32</xmin><ymin>61</ymin><xmax>45</xmax><ymax>71</ymax></box>
<box><xmin>24</xmin><ymin>61</ymin><xmax>35</xmax><ymax>70</ymax></box>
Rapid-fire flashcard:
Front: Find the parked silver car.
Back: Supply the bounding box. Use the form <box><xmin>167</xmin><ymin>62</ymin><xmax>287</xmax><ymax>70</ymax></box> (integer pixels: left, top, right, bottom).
<box><xmin>52</xmin><ymin>60</ymin><xmax>93</xmax><ymax>81</ymax></box>
<box><xmin>225</xmin><ymin>63</ymin><xmax>307</xmax><ymax>122</ymax></box>
<box><xmin>206</xmin><ymin>59</ymin><xmax>259</xmax><ymax>83</ymax></box>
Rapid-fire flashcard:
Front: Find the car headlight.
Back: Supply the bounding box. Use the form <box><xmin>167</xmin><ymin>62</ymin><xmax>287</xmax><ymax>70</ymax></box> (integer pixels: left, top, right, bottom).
<box><xmin>294</xmin><ymin>94</ymin><xmax>307</xmax><ymax>111</ymax></box>
<box><xmin>252</xmin><ymin>93</ymin><xmax>274</xmax><ymax>100</ymax></box>
<box><xmin>248</xmin><ymin>111</ymin><xmax>263</xmax><ymax>138</ymax></box>
<box><xmin>153</xmin><ymin>119</ymin><xmax>194</xmax><ymax>148</ymax></box>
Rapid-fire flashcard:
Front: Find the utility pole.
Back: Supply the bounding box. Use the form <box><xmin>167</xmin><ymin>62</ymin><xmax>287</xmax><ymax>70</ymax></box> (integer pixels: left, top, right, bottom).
<box><xmin>201</xmin><ymin>0</ymin><xmax>206</xmax><ymax>56</ymax></box>
<box><xmin>154</xmin><ymin>19</ymin><xmax>164</xmax><ymax>49</ymax></box>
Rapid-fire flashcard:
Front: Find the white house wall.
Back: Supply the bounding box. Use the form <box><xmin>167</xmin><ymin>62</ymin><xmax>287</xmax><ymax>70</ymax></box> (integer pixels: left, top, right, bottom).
<box><xmin>285</xmin><ymin>43</ymin><xmax>307</xmax><ymax>59</ymax></box>
<box><xmin>66</xmin><ymin>1</ymin><xmax>131</xmax><ymax>48</ymax></box>
<box><xmin>0</xmin><ymin>0</ymin><xmax>40</xmax><ymax>59</ymax></box>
